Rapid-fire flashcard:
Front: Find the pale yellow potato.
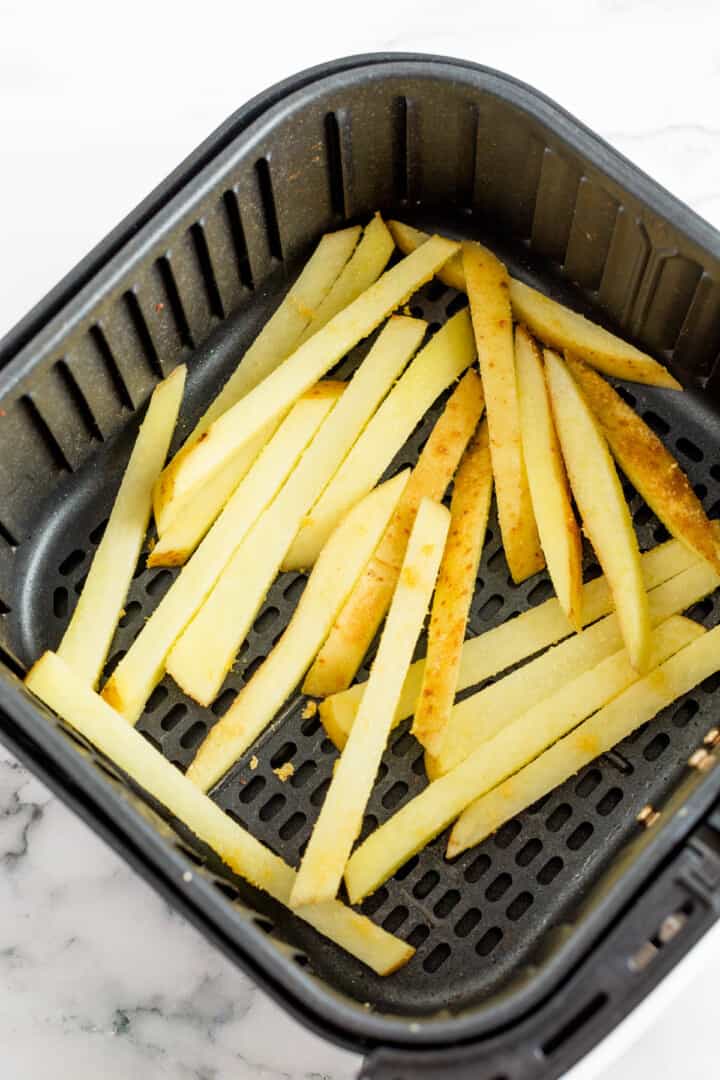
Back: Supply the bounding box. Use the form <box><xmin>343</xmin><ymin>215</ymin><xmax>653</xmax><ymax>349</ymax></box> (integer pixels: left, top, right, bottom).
<box><xmin>26</xmin><ymin>652</ymin><xmax>413</xmax><ymax>976</ymax></box>
<box><xmin>463</xmin><ymin>241</ymin><xmax>544</xmax><ymax>583</ymax></box>
<box><xmin>412</xmin><ymin>423</ymin><xmax>492</xmax><ymax>755</ymax></box>
<box><xmin>344</xmin><ymin>616</ymin><xmax>702</xmax><ymax>903</ymax></box>
<box><xmin>186</xmin><ymin>471</ymin><xmax>410</xmax><ymax>793</ymax></box>
<box><xmin>161</xmin><ymin>237</ymin><xmax>460</xmax><ymax>508</ymax></box>
<box><xmin>283</xmin><ymin>308</ymin><xmax>475</xmax><ymax>571</ymax></box>
<box><xmin>290</xmin><ymin>498</ymin><xmax>449</xmax><ymax>907</ymax></box>
<box><xmin>57</xmin><ymin>365</ymin><xmax>186</xmax><ymax>687</ymax></box>
<box><xmin>102</xmin><ymin>387</ymin><xmax>340</xmax><ymax>723</ymax></box>
<box><xmin>516</xmin><ymin>333</ymin><xmax>582</xmax><ymax>627</ymax></box>
<box><xmin>303</xmin><ymin>369</ymin><xmax>485</xmax><ymax>697</ymax></box>
<box><xmin>546</xmin><ymin>349</ymin><xmax>650</xmax><ymax>671</ymax></box>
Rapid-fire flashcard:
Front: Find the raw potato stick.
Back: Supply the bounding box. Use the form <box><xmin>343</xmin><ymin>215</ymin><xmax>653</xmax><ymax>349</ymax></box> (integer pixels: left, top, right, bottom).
<box><xmin>162</xmin><ymin>237</ymin><xmax>460</xmax><ymax>508</ymax></box>
<box><xmin>290</xmin><ymin>498</ymin><xmax>450</xmax><ymax>907</ymax></box>
<box><xmin>387</xmin><ymin>220</ymin><xmax>681</xmax><ymax>390</ymax></box>
<box><xmin>57</xmin><ymin>365</ymin><xmax>186</xmax><ymax>687</ymax></box>
<box><xmin>283</xmin><ymin>308</ymin><xmax>476</xmax><ymax>571</ymax></box>
<box><xmin>344</xmin><ymin>616</ymin><xmax>702</xmax><ymax>903</ymax></box>
<box><xmin>154</xmin><ymin>226</ymin><xmax>361</xmax><ymax>535</ymax></box>
<box><xmin>545</xmin><ymin>349</ymin><xmax>651</xmax><ymax>671</ymax></box>
<box><xmin>450</xmin><ymin>621</ymin><xmax>720</xmax><ymax>855</ymax></box>
<box><xmin>303</xmin><ymin>369</ymin><xmax>485</xmax><ymax>697</ymax></box>
<box><xmin>319</xmin><ymin>535</ymin><xmax>703</xmax><ymax>749</ymax></box>
<box><xmin>463</xmin><ymin>242</ymin><xmax>544</xmax><ymax>583</ymax></box>
<box><xmin>516</xmin><ymin>333</ymin><xmax>583</xmax><ymax>627</ymax></box>
<box><xmin>26</xmin><ymin>652</ymin><xmax>413</xmax><ymax>976</ymax></box>
<box><xmin>166</xmin><ymin>318</ymin><xmax>426</xmax><ymax>705</ymax></box>
<box><xmin>565</xmin><ymin>353</ymin><xmax>720</xmax><ymax>574</ymax></box>
<box><xmin>102</xmin><ymin>387</ymin><xmax>340</xmax><ymax>723</ymax></box>
<box><xmin>186</xmin><ymin>471</ymin><xmax>410</xmax><ymax>793</ymax></box>
<box><xmin>412</xmin><ymin>422</ymin><xmax>493</xmax><ymax>755</ymax></box>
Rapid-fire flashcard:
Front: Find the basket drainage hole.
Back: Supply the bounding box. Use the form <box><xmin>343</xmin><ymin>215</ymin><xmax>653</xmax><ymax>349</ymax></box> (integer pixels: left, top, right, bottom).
<box><xmin>485</xmin><ymin>873</ymin><xmax>512</xmax><ymax>902</ymax></box>
<box><xmin>546</xmin><ymin>803</ymin><xmax>572</xmax><ymax>832</ymax></box>
<box><xmin>575</xmin><ymin>768</ymin><xmax>602</xmax><ymax>798</ymax></box>
<box><xmin>53</xmin><ymin>587</ymin><xmax>69</xmax><ymax>619</ymax></box>
<box><xmin>673</xmin><ymin>698</ymin><xmax>699</xmax><ymax>728</ymax></box>
<box><xmin>527</xmin><ymin>580</ymin><xmax>554</xmax><ymax>607</ymax></box>
<box><xmin>567</xmin><ymin>822</ymin><xmax>594</xmax><ymax>850</ymax></box>
<box><xmin>238</xmin><ymin>775</ymin><xmax>266</xmax><ymax>804</ymax></box>
<box><xmin>361</xmin><ymin>887</ymin><xmax>388</xmax><ymax>917</ymax></box>
<box><xmin>596</xmin><ymin>787</ymin><xmax>623</xmax><ymax>816</ymax></box>
<box><xmin>259</xmin><ymin>793</ymin><xmax>286</xmax><ymax>821</ymax></box>
<box><xmin>58</xmin><ymin>548</ymin><xmax>86</xmax><ymax>576</ymax></box>
<box><xmin>279</xmin><ymin>812</ymin><xmax>306</xmax><ymax>841</ymax></box>
<box><xmin>475</xmin><ymin>926</ymin><xmax>503</xmax><ymax>957</ymax></box>
<box><xmin>146</xmin><ymin>570</ymin><xmax>173</xmax><ymax>598</ymax></box>
<box><xmin>161</xmin><ymin>703</ymin><xmax>187</xmax><ymax>732</ymax></box>
<box><xmin>643</xmin><ymin>732</ymin><xmax>670</xmax><ymax>762</ymax></box>
<box><xmin>179</xmin><ymin>721</ymin><xmax>206</xmax><ymax>750</ymax></box>
<box><xmin>434</xmin><ymin>889</ymin><xmax>461</xmax><ymax>918</ymax></box>
<box><xmin>394</xmin><ymin>855</ymin><xmax>419</xmax><ymax>882</ymax></box>
<box><xmin>254</xmin><ymin>605</ymin><xmax>280</xmax><ymax>635</ymax></box>
<box><xmin>118</xmin><ymin>600</ymin><xmax>143</xmax><ymax>628</ymax></box>
<box><xmin>382</xmin><ymin>781</ymin><xmax>409</xmax><ymax>810</ymax></box>
<box><xmin>89</xmin><ymin>518</ymin><xmax>109</xmax><ymax>545</ymax></box>
<box><xmin>494</xmin><ymin>820</ymin><xmax>521</xmax><ymax>849</ymax></box>
<box><xmin>537</xmin><ymin>856</ymin><xmax>564</xmax><ymax>885</ymax></box>
<box><xmin>477</xmin><ymin>594</ymin><xmax>504</xmax><ymax>621</ymax></box>
<box><xmin>291</xmin><ymin>760</ymin><xmax>317</xmax><ymax>788</ymax></box>
<box><xmin>642</xmin><ymin>411</ymin><xmax>670</xmax><ymax>436</ymax></box>
<box><xmin>454</xmin><ymin>908</ymin><xmax>481</xmax><ymax>938</ymax></box>
<box><xmin>413</xmin><ymin>870</ymin><xmax>440</xmax><ymax>899</ymax></box>
<box><xmin>382</xmin><ymin>906</ymin><xmax>409</xmax><ymax>934</ymax></box>
<box><xmin>676</xmin><ymin>437</ymin><xmax>703</xmax><ymax>462</ymax></box>
<box><xmin>212</xmin><ymin>688</ymin><xmax>236</xmax><ymax>717</ymax></box>
<box><xmin>270</xmin><ymin>741</ymin><xmax>296</xmax><ymax>769</ymax></box>
<box><xmin>423</xmin><ymin>943</ymin><xmax>451</xmax><ymax>973</ymax></box>
<box><xmin>516</xmin><ymin>838</ymin><xmax>543</xmax><ymax>867</ymax></box>
<box><xmin>463</xmin><ymin>853</ymin><xmax>491</xmax><ymax>883</ymax></box>
<box><xmin>506</xmin><ymin>891</ymin><xmax>533</xmax><ymax>921</ymax></box>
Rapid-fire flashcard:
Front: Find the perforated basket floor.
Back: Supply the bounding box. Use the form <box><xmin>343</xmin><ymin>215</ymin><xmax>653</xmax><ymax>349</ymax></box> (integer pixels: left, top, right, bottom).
<box><xmin>10</xmin><ymin>237</ymin><xmax>720</xmax><ymax>1018</ymax></box>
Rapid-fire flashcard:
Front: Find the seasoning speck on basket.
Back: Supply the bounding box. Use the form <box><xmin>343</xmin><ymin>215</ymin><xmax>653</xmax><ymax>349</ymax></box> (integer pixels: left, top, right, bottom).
<box><xmin>273</xmin><ymin>762</ymin><xmax>294</xmax><ymax>782</ymax></box>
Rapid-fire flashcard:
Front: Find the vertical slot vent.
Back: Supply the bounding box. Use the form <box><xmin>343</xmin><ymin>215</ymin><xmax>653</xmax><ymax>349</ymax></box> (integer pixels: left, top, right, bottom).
<box><xmin>0</xmin><ymin>520</ymin><xmax>18</xmax><ymax>548</ymax></box>
<box><xmin>222</xmin><ymin>190</ymin><xmax>254</xmax><ymax>290</ymax></box>
<box><xmin>54</xmin><ymin>360</ymin><xmax>104</xmax><ymax>442</ymax></box>
<box><xmin>190</xmin><ymin>222</ymin><xmax>225</xmax><ymax>319</ymax></box>
<box><xmin>392</xmin><ymin>96</ymin><xmax>409</xmax><ymax>202</ymax></box>
<box><xmin>156</xmin><ymin>257</ymin><xmax>193</xmax><ymax>350</ymax></box>
<box><xmin>90</xmin><ymin>325</ymin><xmax>134</xmax><ymax>410</ymax></box>
<box><xmin>255</xmin><ymin>158</ymin><xmax>283</xmax><ymax>261</ymax></box>
<box><xmin>458</xmin><ymin>102</ymin><xmax>479</xmax><ymax>211</ymax></box>
<box><xmin>324</xmin><ymin>112</ymin><xmax>346</xmax><ymax>218</ymax></box>
<box><xmin>20</xmin><ymin>396</ymin><xmax>71</xmax><ymax>472</ymax></box>
<box><xmin>124</xmin><ymin>290</ymin><xmax>165</xmax><ymax>377</ymax></box>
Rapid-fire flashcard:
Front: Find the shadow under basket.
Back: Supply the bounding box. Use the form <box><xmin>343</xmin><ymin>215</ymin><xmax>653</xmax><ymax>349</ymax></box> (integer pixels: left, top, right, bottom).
<box><xmin>2</xmin><ymin>54</ymin><xmax>720</xmax><ymax>1080</ymax></box>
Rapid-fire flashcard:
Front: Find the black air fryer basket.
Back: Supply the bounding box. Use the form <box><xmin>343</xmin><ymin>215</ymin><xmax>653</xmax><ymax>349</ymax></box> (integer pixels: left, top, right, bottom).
<box><xmin>2</xmin><ymin>55</ymin><xmax>720</xmax><ymax>1079</ymax></box>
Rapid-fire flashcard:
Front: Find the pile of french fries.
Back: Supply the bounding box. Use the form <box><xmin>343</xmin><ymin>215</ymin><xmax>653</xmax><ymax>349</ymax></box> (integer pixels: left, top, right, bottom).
<box><xmin>25</xmin><ymin>212</ymin><xmax>720</xmax><ymax>976</ymax></box>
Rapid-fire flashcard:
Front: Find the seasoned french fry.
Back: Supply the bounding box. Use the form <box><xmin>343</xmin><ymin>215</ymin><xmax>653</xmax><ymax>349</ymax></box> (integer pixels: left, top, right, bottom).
<box><xmin>102</xmin><ymin>387</ymin><xmax>340</xmax><ymax>723</ymax></box>
<box><xmin>26</xmin><ymin>652</ymin><xmax>413</xmax><ymax>976</ymax></box>
<box><xmin>186</xmin><ymin>471</ymin><xmax>410</xmax><ymax>793</ymax></box>
<box><xmin>566</xmin><ymin>354</ymin><xmax>720</xmax><ymax>574</ymax></box>
<box><xmin>166</xmin><ymin>318</ymin><xmax>426</xmax><ymax>705</ymax></box>
<box><xmin>154</xmin><ymin>226</ymin><xmax>361</xmax><ymax>535</ymax></box>
<box><xmin>303</xmin><ymin>369</ymin><xmax>485</xmax><ymax>697</ymax></box>
<box><xmin>57</xmin><ymin>366</ymin><xmax>185</xmax><ymax>687</ymax></box>
<box><xmin>290</xmin><ymin>499</ymin><xmax>449</xmax><ymax>907</ymax></box>
<box><xmin>320</xmin><ymin>535</ymin><xmax>704</xmax><ymax>750</ymax></box>
<box><xmin>412</xmin><ymin>423</ymin><xmax>492</xmax><ymax>755</ymax></box>
<box><xmin>516</xmin><ymin>328</ymin><xmax>582</xmax><ymax>627</ymax></box>
<box><xmin>283</xmin><ymin>309</ymin><xmax>476</xmax><ymax>571</ymax></box>
<box><xmin>344</xmin><ymin>617</ymin><xmax>703</xmax><ymax>903</ymax></box>
<box><xmin>161</xmin><ymin>237</ymin><xmax>460</xmax><ymax>509</ymax></box>
<box><xmin>463</xmin><ymin>242</ymin><xmax>544</xmax><ymax>583</ymax></box>
<box><xmin>388</xmin><ymin>220</ymin><xmax>681</xmax><ymax>390</ymax></box>
<box><xmin>546</xmin><ymin>349</ymin><xmax>650</xmax><ymax>671</ymax></box>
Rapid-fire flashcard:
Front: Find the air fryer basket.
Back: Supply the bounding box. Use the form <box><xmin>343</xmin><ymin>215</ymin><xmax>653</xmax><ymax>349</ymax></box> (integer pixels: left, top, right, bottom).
<box><xmin>2</xmin><ymin>54</ymin><xmax>720</xmax><ymax>1079</ymax></box>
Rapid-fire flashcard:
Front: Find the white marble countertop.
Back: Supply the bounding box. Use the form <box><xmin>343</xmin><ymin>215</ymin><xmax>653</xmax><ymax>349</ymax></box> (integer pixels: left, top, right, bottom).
<box><xmin>1</xmin><ymin>1</ymin><xmax>719</xmax><ymax>1077</ymax></box>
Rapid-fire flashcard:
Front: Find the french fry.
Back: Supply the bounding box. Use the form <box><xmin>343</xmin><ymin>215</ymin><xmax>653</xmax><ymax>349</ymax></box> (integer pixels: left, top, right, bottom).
<box><xmin>26</xmin><ymin>652</ymin><xmax>413</xmax><ymax>976</ymax></box>
<box><xmin>166</xmin><ymin>318</ymin><xmax>426</xmax><ymax>705</ymax></box>
<box><xmin>546</xmin><ymin>349</ymin><xmax>651</xmax><ymax>671</ymax></box>
<box><xmin>344</xmin><ymin>617</ymin><xmax>703</xmax><ymax>903</ymax></box>
<box><xmin>565</xmin><ymin>354</ymin><xmax>720</xmax><ymax>574</ymax></box>
<box><xmin>57</xmin><ymin>366</ymin><xmax>185</xmax><ymax>687</ymax></box>
<box><xmin>429</xmin><ymin>556</ymin><xmax>720</xmax><ymax>777</ymax></box>
<box><xmin>102</xmin><ymin>387</ymin><xmax>341</xmax><ymax>723</ymax></box>
<box><xmin>412</xmin><ymin>423</ymin><xmax>492</xmax><ymax>755</ymax></box>
<box><xmin>516</xmin><ymin>329</ymin><xmax>582</xmax><ymax>627</ymax></box>
<box><xmin>161</xmin><ymin>237</ymin><xmax>460</xmax><ymax>509</ymax></box>
<box><xmin>303</xmin><ymin>369</ymin><xmax>485</xmax><ymax>697</ymax></box>
<box><xmin>388</xmin><ymin>220</ymin><xmax>681</xmax><ymax>390</ymax></box>
<box><xmin>290</xmin><ymin>499</ymin><xmax>450</xmax><ymax>907</ymax></box>
<box><xmin>463</xmin><ymin>242</ymin><xmax>544</xmax><ymax>583</ymax></box>
<box><xmin>297</xmin><ymin>214</ymin><xmax>395</xmax><ymax>343</ymax></box>
<box><xmin>320</xmin><ymin>535</ymin><xmax>704</xmax><ymax>750</ymax></box>
<box><xmin>154</xmin><ymin>226</ymin><xmax>361</xmax><ymax>535</ymax></box>
<box><xmin>186</xmin><ymin>471</ymin><xmax>410</xmax><ymax>793</ymax></box>
<box><xmin>449</xmin><ymin>620</ymin><xmax>720</xmax><ymax>856</ymax></box>
<box><xmin>283</xmin><ymin>308</ymin><xmax>476</xmax><ymax>571</ymax></box>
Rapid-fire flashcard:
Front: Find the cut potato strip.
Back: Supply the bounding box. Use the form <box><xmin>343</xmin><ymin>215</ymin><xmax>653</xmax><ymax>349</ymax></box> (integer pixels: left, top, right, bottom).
<box><xmin>430</xmin><ymin>556</ymin><xmax>720</xmax><ymax>777</ymax></box>
<box><xmin>102</xmin><ymin>388</ymin><xmax>340</xmax><ymax>723</ymax></box>
<box><xmin>463</xmin><ymin>242</ymin><xmax>543</xmax><ymax>583</ymax></box>
<box><xmin>320</xmin><ymin>535</ymin><xmax>703</xmax><ymax>750</ymax></box>
<box><xmin>546</xmin><ymin>349</ymin><xmax>651</xmax><ymax>671</ymax></box>
<box><xmin>162</xmin><ymin>237</ymin><xmax>460</xmax><ymax>508</ymax></box>
<box><xmin>387</xmin><ymin>220</ymin><xmax>681</xmax><ymax>389</ymax></box>
<box><xmin>297</xmin><ymin>214</ymin><xmax>395</xmax><ymax>344</ymax></box>
<box><xmin>58</xmin><ymin>366</ymin><xmax>185</xmax><ymax>687</ymax></box>
<box><xmin>284</xmin><ymin>308</ymin><xmax>475</xmax><ymax>571</ymax></box>
<box><xmin>154</xmin><ymin>226</ymin><xmax>360</xmax><ymax>534</ymax></box>
<box><xmin>186</xmin><ymin>471</ymin><xmax>410</xmax><ymax>793</ymax></box>
<box><xmin>26</xmin><ymin>652</ymin><xmax>413</xmax><ymax>976</ymax></box>
<box><xmin>566</xmin><ymin>354</ymin><xmax>720</xmax><ymax>574</ymax></box>
<box><xmin>303</xmin><ymin>369</ymin><xmax>485</xmax><ymax>697</ymax></box>
<box><xmin>412</xmin><ymin>423</ymin><xmax>492</xmax><ymax>755</ymax></box>
<box><xmin>450</xmin><ymin>621</ymin><xmax>720</xmax><ymax>856</ymax></box>
<box><xmin>290</xmin><ymin>499</ymin><xmax>449</xmax><ymax>907</ymax></box>
<box><xmin>344</xmin><ymin>617</ymin><xmax>702</xmax><ymax>903</ymax></box>
<box><xmin>166</xmin><ymin>318</ymin><xmax>426</xmax><ymax>705</ymax></box>
<box><xmin>516</xmin><ymin>332</ymin><xmax>582</xmax><ymax>627</ymax></box>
